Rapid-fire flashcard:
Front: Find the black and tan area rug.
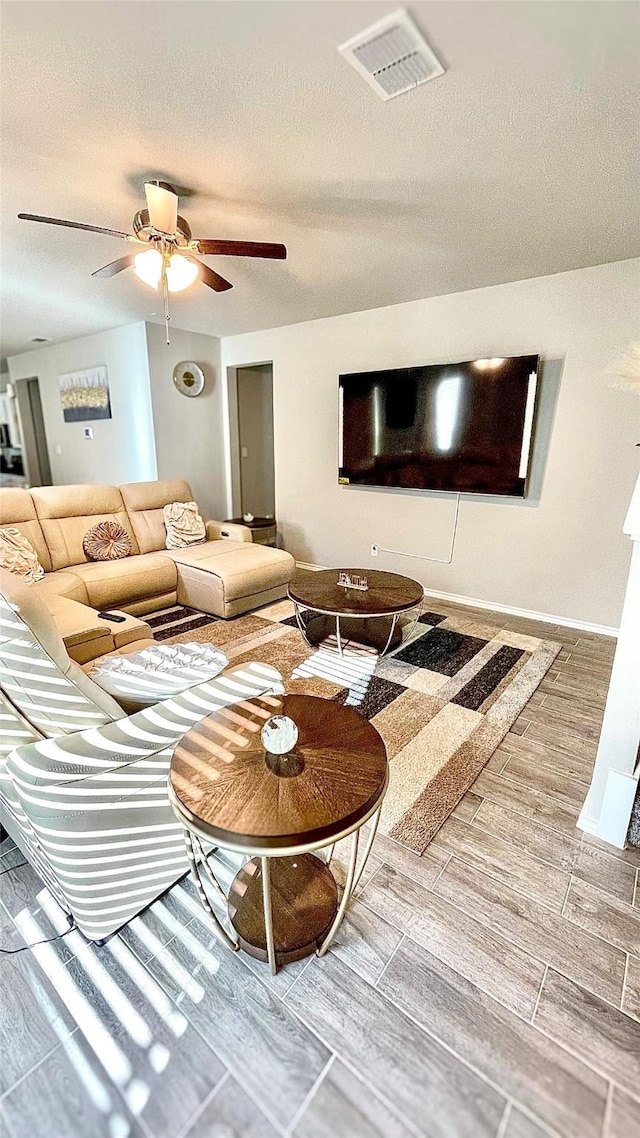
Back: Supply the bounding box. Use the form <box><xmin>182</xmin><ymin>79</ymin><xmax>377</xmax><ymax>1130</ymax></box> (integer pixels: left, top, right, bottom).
<box><xmin>146</xmin><ymin>600</ymin><xmax>561</xmax><ymax>853</ymax></box>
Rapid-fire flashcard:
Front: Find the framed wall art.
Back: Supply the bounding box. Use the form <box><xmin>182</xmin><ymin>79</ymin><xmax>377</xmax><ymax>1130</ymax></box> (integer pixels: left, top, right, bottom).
<box><xmin>59</xmin><ymin>365</ymin><xmax>111</xmax><ymax>422</ymax></box>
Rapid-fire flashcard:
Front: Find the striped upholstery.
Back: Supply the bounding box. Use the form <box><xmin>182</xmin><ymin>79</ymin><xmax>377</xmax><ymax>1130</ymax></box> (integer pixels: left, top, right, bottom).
<box><xmin>0</xmin><ymin>700</ymin><xmax>71</xmax><ymax>909</ymax></box>
<box><xmin>0</xmin><ymin>573</ymin><xmax>124</xmax><ymax>910</ymax></box>
<box><xmin>0</xmin><ymin>577</ymin><xmax>123</xmax><ymax>736</ymax></box>
<box><xmin>0</xmin><ymin>569</ymin><xmax>285</xmax><ymax>939</ymax></box>
<box><xmin>7</xmin><ymin>661</ymin><xmax>284</xmax><ymax>939</ymax></box>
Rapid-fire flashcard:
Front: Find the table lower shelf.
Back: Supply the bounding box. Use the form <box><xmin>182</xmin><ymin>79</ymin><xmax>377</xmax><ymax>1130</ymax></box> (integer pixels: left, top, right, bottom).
<box><xmin>227</xmin><ymin>853</ymin><xmax>339</xmax><ymax>967</ymax></box>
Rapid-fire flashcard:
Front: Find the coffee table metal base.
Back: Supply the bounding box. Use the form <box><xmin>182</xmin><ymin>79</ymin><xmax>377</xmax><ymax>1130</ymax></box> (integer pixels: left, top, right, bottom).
<box><xmin>175</xmin><ymin>801</ymin><xmax>383</xmax><ymax>975</ymax></box>
<box><xmin>293</xmin><ymin>602</ymin><xmax>422</xmax><ymax>657</ymax></box>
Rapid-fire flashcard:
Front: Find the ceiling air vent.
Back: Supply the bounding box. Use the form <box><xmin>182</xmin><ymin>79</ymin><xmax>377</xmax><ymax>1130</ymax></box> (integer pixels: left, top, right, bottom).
<box><xmin>339</xmin><ymin>8</ymin><xmax>445</xmax><ymax>101</ymax></box>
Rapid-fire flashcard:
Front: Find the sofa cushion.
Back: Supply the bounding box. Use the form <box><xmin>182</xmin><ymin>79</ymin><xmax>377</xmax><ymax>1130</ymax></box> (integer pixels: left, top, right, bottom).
<box><xmin>162</xmin><ymin>539</ymin><xmax>250</xmax><ymax>564</ymax></box>
<box><xmin>71</xmin><ymin>552</ymin><xmax>177</xmax><ymax>610</ymax></box>
<box><xmin>80</xmin><ymin>637</ymin><xmax>157</xmax><ymax>671</ymax></box>
<box><xmin>30</xmin><ymin>484</ymin><xmax>139</xmax><ymax>571</ymax></box>
<box><xmin>0</xmin><ymin>487</ymin><xmax>52</xmax><ymax>572</ymax></box>
<box><xmin>120</xmin><ymin>479</ymin><xmax>193</xmax><ymax>554</ymax></box>
<box><xmin>33</xmin><ymin>569</ymin><xmax>89</xmax><ymax>604</ymax></box>
<box><xmin>175</xmin><ymin>544</ymin><xmax>295</xmax><ymax>602</ymax></box>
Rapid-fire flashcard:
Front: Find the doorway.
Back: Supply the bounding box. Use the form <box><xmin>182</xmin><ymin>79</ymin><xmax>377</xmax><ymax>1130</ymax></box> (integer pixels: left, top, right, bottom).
<box><xmin>236</xmin><ymin>364</ymin><xmax>275</xmax><ymax>518</ymax></box>
<box><xmin>14</xmin><ymin>378</ymin><xmax>52</xmax><ymax>486</ymax></box>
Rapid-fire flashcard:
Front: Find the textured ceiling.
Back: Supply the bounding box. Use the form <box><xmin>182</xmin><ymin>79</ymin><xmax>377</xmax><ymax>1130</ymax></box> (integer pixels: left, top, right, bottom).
<box><xmin>2</xmin><ymin>0</ymin><xmax>639</xmax><ymax>361</ymax></box>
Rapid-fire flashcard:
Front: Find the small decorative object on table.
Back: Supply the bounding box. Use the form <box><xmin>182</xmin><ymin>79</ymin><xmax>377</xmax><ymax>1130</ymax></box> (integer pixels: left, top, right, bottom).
<box><xmin>261</xmin><ymin>714</ymin><xmax>299</xmax><ymax>755</ymax></box>
<box><xmin>337</xmin><ymin>571</ymin><xmax>368</xmax><ymax>591</ymax></box>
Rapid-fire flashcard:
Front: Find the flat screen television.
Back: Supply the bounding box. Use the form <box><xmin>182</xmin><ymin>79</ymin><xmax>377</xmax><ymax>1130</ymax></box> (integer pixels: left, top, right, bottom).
<box><xmin>339</xmin><ymin>354</ymin><xmax>540</xmax><ymax>497</ymax></box>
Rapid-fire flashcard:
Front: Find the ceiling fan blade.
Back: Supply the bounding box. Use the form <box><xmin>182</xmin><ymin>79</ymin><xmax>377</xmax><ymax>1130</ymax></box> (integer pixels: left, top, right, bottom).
<box><xmin>195</xmin><ymin>239</ymin><xmax>287</xmax><ymax>260</ymax></box>
<box><xmin>92</xmin><ymin>252</ymin><xmax>139</xmax><ymax>278</ymax></box>
<box><xmin>144</xmin><ymin>183</ymin><xmax>178</xmax><ymax>235</ymax></box>
<box><xmin>18</xmin><ymin>213</ymin><xmax>130</xmax><ymax>239</ymax></box>
<box><xmin>184</xmin><ymin>254</ymin><xmax>233</xmax><ymax>292</ymax></box>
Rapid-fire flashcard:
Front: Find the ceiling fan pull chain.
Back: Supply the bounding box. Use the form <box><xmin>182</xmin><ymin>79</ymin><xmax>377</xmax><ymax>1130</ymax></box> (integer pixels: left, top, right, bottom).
<box><xmin>162</xmin><ymin>258</ymin><xmax>171</xmax><ymax>345</ymax></box>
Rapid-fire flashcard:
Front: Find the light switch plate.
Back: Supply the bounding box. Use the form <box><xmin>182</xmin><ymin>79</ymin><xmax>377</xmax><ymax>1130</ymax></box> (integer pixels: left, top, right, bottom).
<box><xmin>83</xmin><ymin>427</ymin><xmax>93</xmax><ymax>440</ymax></box>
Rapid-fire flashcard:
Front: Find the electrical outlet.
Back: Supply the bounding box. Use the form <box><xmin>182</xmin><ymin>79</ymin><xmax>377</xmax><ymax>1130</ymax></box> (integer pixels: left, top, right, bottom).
<box><xmin>371</xmin><ymin>544</ymin><xmax>379</xmax><ymax>557</ymax></box>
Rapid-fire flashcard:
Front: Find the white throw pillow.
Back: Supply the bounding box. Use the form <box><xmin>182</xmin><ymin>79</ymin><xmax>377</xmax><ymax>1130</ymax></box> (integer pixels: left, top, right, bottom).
<box><xmin>90</xmin><ymin>642</ymin><xmax>228</xmax><ymax>702</ymax></box>
<box><xmin>0</xmin><ymin>526</ymin><xmax>45</xmax><ymax>584</ymax></box>
<box><xmin>163</xmin><ymin>500</ymin><xmax>206</xmax><ymax>549</ymax></box>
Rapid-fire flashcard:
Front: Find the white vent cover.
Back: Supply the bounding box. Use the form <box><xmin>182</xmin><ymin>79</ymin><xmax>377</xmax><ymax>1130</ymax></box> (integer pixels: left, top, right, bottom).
<box><xmin>339</xmin><ymin>9</ymin><xmax>444</xmax><ymax>101</ymax></box>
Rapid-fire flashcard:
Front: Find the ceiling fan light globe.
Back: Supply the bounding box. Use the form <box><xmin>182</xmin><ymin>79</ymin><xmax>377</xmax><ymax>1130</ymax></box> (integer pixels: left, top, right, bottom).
<box><xmin>166</xmin><ymin>253</ymin><xmax>199</xmax><ymax>293</ymax></box>
<box><xmin>134</xmin><ymin>248</ymin><xmax>162</xmax><ymax>289</ymax></box>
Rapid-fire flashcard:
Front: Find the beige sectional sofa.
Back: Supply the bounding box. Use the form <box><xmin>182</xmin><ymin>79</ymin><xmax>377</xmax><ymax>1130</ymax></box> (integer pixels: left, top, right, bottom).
<box><xmin>0</xmin><ymin>478</ymin><xmax>295</xmax><ymax>664</ymax></box>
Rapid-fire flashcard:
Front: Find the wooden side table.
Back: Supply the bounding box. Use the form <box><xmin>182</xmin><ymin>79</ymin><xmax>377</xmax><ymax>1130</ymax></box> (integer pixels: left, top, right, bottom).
<box><xmin>224</xmin><ymin>516</ymin><xmax>277</xmax><ymax>546</ymax></box>
<box><xmin>169</xmin><ymin>693</ymin><xmax>388</xmax><ymax>973</ymax></box>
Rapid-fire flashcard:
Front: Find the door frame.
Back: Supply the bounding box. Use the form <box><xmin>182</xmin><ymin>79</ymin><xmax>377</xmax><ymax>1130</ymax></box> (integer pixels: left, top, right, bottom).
<box><xmin>13</xmin><ymin>376</ymin><xmax>52</xmax><ymax>486</ymax></box>
<box><xmin>223</xmin><ymin>360</ymin><xmax>274</xmax><ymax>518</ymax></box>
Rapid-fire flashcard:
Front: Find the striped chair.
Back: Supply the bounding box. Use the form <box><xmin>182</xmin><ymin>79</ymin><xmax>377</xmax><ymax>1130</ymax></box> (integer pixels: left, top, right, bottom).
<box><xmin>0</xmin><ymin>570</ymin><xmax>284</xmax><ymax>940</ymax></box>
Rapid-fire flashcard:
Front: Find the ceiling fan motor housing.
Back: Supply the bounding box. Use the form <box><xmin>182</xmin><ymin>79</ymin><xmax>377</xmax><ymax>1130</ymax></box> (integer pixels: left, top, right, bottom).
<box><xmin>132</xmin><ymin>209</ymin><xmax>192</xmax><ymax>245</ymax></box>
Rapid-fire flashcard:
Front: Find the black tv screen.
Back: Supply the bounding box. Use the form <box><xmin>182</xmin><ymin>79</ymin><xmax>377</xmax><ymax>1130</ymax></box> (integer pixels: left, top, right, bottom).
<box><xmin>339</xmin><ymin>355</ymin><xmax>540</xmax><ymax>497</ymax></box>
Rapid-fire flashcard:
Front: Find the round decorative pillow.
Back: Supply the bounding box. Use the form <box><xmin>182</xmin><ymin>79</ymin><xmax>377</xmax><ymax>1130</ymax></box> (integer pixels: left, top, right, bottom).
<box><xmin>83</xmin><ymin>520</ymin><xmax>132</xmax><ymax>562</ymax></box>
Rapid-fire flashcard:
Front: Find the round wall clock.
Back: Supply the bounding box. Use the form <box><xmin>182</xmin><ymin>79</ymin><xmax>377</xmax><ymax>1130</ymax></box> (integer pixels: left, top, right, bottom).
<box><xmin>173</xmin><ymin>361</ymin><xmax>205</xmax><ymax>398</ymax></box>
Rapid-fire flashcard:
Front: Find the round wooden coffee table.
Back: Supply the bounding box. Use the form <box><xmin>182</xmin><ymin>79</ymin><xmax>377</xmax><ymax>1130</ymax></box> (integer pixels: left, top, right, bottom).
<box><xmin>169</xmin><ymin>693</ymin><xmax>388</xmax><ymax>974</ymax></box>
<box><xmin>288</xmin><ymin>568</ymin><xmax>424</xmax><ymax>654</ymax></box>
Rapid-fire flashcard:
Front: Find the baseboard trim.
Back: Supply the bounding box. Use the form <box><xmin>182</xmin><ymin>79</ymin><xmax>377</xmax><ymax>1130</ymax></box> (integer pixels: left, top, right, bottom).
<box><xmin>576</xmin><ymin>808</ymin><xmax>599</xmax><ymax>836</ymax></box>
<box><xmin>578</xmin><ymin>769</ymin><xmax>639</xmax><ymax>849</ymax></box>
<box><xmin>293</xmin><ymin>562</ymin><xmax>618</xmax><ymax>637</ymax></box>
<box><xmin>295</xmin><ymin>562</ymin><xmax>328</xmax><ymax>572</ymax></box>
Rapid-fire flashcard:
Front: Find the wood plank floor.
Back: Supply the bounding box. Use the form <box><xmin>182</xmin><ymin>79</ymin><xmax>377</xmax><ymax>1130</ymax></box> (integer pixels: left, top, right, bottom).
<box><xmin>1</xmin><ymin>598</ymin><xmax>639</xmax><ymax>1138</ymax></box>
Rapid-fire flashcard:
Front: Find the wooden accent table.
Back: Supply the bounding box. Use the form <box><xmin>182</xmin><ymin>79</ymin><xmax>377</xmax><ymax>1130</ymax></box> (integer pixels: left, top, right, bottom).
<box><xmin>169</xmin><ymin>693</ymin><xmax>388</xmax><ymax>973</ymax></box>
<box><xmin>224</xmin><ymin>516</ymin><xmax>277</xmax><ymax>547</ymax></box>
<box><xmin>288</xmin><ymin>568</ymin><xmax>424</xmax><ymax>654</ymax></box>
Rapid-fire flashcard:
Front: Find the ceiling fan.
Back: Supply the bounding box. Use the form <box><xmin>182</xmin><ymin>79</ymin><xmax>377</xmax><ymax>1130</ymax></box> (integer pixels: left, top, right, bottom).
<box><xmin>18</xmin><ymin>181</ymin><xmax>287</xmax><ymax>343</ymax></box>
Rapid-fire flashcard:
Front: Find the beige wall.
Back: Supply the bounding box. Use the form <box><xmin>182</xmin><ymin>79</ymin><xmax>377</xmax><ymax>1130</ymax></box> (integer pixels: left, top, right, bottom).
<box><xmin>145</xmin><ymin>323</ymin><xmax>226</xmax><ymax>521</ymax></box>
<box><xmin>7</xmin><ymin>323</ymin><xmax>157</xmax><ymax>486</ymax></box>
<box><xmin>6</xmin><ymin>321</ymin><xmax>227</xmax><ymax>522</ymax></box>
<box><xmin>222</xmin><ymin>259</ymin><xmax>640</xmax><ymax>630</ymax></box>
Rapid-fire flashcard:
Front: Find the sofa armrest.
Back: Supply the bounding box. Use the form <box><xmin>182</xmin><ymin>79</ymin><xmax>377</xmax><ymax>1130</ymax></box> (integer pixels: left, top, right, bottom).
<box><xmin>6</xmin><ymin>660</ymin><xmax>285</xmax><ymax>939</ymax></box>
<box><xmin>206</xmin><ymin>520</ymin><xmax>252</xmax><ymax>542</ymax></box>
<box><xmin>46</xmin><ymin>595</ymin><xmax>116</xmax><ymax>663</ymax></box>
